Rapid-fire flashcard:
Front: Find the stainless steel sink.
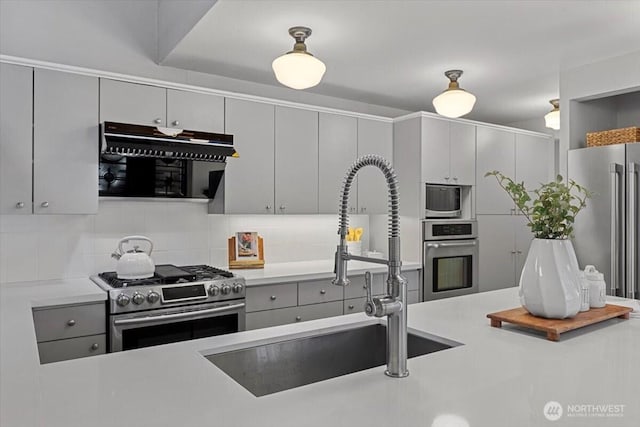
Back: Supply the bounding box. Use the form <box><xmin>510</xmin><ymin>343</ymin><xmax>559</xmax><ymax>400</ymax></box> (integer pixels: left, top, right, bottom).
<box><xmin>204</xmin><ymin>323</ymin><xmax>461</xmax><ymax>396</ymax></box>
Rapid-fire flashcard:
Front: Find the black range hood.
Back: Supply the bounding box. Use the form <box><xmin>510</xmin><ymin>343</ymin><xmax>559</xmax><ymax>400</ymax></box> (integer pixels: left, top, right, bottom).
<box><xmin>100</xmin><ymin>121</ymin><xmax>238</xmax><ymax>162</ymax></box>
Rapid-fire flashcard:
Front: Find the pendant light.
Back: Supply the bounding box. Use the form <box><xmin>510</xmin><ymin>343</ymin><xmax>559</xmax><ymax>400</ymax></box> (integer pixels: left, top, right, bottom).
<box><xmin>432</xmin><ymin>70</ymin><xmax>476</xmax><ymax>118</ymax></box>
<box><xmin>544</xmin><ymin>99</ymin><xmax>560</xmax><ymax>130</ymax></box>
<box><xmin>272</xmin><ymin>26</ymin><xmax>326</xmax><ymax>90</ymax></box>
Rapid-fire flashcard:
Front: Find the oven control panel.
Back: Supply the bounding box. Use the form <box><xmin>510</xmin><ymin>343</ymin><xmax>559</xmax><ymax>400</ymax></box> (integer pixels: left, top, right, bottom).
<box><xmin>108</xmin><ymin>278</ymin><xmax>245</xmax><ymax>314</ymax></box>
<box><xmin>423</xmin><ymin>219</ymin><xmax>477</xmax><ymax>241</ymax></box>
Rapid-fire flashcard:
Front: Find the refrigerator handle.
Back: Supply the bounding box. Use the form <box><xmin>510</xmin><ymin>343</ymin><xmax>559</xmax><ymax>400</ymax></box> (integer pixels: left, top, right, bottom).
<box><xmin>610</xmin><ymin>163</ymin><xmax>622</xmax><ymax>295</ymax></box>
<box><xmin>628</xmin><ymin>162</ymin><xmax>638</xmax><ymax>300</ymax></box>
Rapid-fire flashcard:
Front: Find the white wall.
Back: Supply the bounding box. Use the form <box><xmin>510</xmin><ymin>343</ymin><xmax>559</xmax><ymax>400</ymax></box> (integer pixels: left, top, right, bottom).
<box><xmin>0</xmin><ymin>201</ymin><xmax>369</xmax><ymax>284</ymax></box>
<box><xmin>0</xmin><ymin>0</ymin><xmax>408</xmax><ymax>118</ymax></box>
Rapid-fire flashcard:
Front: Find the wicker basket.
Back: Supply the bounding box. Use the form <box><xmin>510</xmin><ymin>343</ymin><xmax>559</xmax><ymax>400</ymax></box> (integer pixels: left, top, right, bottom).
<box><xmin>586</xmin><ymin>127</ymin><xmax>640</xmax><ymax>147</ymax></box>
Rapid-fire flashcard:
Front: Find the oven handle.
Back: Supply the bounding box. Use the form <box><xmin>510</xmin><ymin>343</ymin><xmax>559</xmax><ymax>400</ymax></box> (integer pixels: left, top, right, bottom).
<box><xmin>113</xmin><ymin>303</ymin><xmax>245</xmax><ymax>326</ymax></box>
<box><xmin>425</xmin><ymin>241</ymin><xmax>477</xmax><ymax>249</ymax></box>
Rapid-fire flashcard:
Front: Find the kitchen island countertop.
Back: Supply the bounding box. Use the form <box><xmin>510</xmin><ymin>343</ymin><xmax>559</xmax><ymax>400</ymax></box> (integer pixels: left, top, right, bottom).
<box><xmin>1</xmin><ymin>278</ymin><xmax>639</xmax><ymax>427</ymax></box>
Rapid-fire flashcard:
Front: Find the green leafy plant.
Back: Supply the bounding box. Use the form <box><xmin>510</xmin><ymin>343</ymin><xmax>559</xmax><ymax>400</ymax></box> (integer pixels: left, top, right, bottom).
<box><xmin>485</xmin><ymin>171</ymin><xmax>592</xmax><ymax>239</ymax></box>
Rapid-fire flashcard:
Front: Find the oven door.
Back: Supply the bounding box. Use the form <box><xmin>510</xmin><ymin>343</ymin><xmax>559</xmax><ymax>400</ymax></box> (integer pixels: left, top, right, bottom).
<box><xmin>423</xmin><ymin>239</ymin><xmax>478</xmax><ymax>301</ymax></box>
<box><xmin>109</xmin><ymin>300</ymin><xmax>245</xmax><ymax>352</ymax></box>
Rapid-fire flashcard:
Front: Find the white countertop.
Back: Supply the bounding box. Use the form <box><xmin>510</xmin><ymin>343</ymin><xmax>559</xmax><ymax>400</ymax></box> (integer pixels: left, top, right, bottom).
<box><xmin>237</xmin><ymin>259</ymin><xmax>421</xmax><ymax>286</ymax></box>
<box><xmin>2</xmin><ymin>279</ymin><xmax>639</xmax><ymax>427</ymax></box>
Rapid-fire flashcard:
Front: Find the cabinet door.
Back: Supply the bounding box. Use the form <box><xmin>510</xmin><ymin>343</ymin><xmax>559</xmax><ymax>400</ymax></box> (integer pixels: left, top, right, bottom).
<box><xmin>167</xmin><ymin>89</ymin><xmax>224</xmax><ymax>133</ymax></box>
<box><xmin>33</xmin><ymin>69</ymin><xmax>99</xmax><ymax>214</ymax></box>
<box><xmin>477</xmin><ymin>215</ymin><xmax>516</xmax><ymax>292</ymax></box>
<box><xmin>514</xmin><ymin>214</ymin><xmax>534</xmax><ymax>286</ymax></box>
<box><xmin>38</xmin><ymin>334</ymin><xmax>106</xmax><ymax>364</ymax></box>
<box><xmin>357</xmin><ymin>118</ymin><xmax>393</xmax><ymax>214</ymax></box>
<box><xmin>99</xmin><ymin>79</ymin><xmax>166</xmax><ymax>126</ymax></box>
<box><xmin>0</xmin><ymin>63</ymin><xmax>32</xmax><ymax>214</ymax></box>
<box><xmin>274</xmin><ymin>106</ymin><xmax>318</xmax><ymax>214</ymax></box>
<box><xmin>449</xmin><ymin>122</ymin><xmax>476</xmax><ymax>185</ymax></box>
<box><xmin>318</xmin><ymin>113</ymin><xmax>357</xmax><ymax>213</ymax></box>
<box><xmin>421</xmin><ymin>117</ymin><xmax>450</xmax><ymax>184</ymax></box>
<box><xmin>476</xmin><ymin>127</ymin><xmax>515</xmax><ymax>214</ymax></box>
<box><xmin>224</xmin><ymin>98</ymin><xmax>275</xmax><ymax>214</ymax></box>
<box><xmin>515</xmin><ymin>133</ymin><xmax>551</xmax><ymax>190</ymax></box>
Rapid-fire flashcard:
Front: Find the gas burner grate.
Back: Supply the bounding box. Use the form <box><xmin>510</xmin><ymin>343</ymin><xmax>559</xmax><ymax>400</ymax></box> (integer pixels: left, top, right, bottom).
<box><xmin>98</xmin><ymin>272</ymin><xmax>161</xmax><ymax>288</ymax></box>
<box><xmin>181</xmin><ymin>265</ymin><xmax>235</xmax><ymax>279</ymax></box>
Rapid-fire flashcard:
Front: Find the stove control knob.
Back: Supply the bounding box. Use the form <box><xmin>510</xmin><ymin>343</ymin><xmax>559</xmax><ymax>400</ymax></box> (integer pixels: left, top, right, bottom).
<box><xmin>116</xmin><ymin>294</ymin><xmax>131</xmax><ymax>307</ymax></box>
<box><xmin>221</xmin><ymin>284</ymin><xmax>232</xmax><ymax>295</ymax></box>
<box><xmin>132</xmin><ymin>292</ymin><xmax>145</xmax><ymax>305</ymax></box>
<box><xmin>147</xmin><ymin>291</ymin><xmax>160</xmax><ymax>304</ymax></box>
<box><xmin>232</xmin><ymin>283</ymin><xmax>244</xmax><ymax>293</ymax></box>
<box><xmin>208</xmin><ymin>285</ymin><xmax>220</xmax><ymax>296</ymax></box>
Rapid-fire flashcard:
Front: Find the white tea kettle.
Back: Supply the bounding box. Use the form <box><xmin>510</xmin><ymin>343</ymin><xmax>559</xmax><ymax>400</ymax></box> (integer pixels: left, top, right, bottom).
<box><xmin>111</xmin><ymin>236</ymin><xmax>155</xmax><ymax>280</ymax></box>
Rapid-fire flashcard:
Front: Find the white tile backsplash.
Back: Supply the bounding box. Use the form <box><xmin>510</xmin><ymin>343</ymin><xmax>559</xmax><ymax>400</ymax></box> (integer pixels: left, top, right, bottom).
<box><xmin>0</xmin><ymin>201</ymin><xmax>372</xmax><ymax>283</ymax></box>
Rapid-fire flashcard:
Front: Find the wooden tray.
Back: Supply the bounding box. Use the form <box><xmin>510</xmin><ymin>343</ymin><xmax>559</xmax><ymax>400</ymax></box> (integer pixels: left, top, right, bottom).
<box><xmin>487</xmin><ymin>304</ymin><xmax>632</xmax><ymax>341</ymax></box>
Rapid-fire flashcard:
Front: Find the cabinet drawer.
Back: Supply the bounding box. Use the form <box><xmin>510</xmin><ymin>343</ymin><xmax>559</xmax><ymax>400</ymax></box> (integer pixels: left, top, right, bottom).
<box><xmin>245</xmin><ymin>282</ymin><xmax>297</xmax><ymax>312</ymax></box>
<box><xmin>246</xmin><ymin>301</ymin><xmax>343</xmax><ymax>330</ymax></box>
<box><xmin>298</xmin><ymin>279</ymin><xmax>344</xmax><ymax>305</ymax></box>
<box><xmin>344</xmin><ymin>297</ymin><xmax>366</xmax><ymax>314</ymax></box>
<box><xmin>407</xmin><ymin>290</ymin><xmax>420</xmax><ymax>305</ymax></box>
<box><xmin>38</xmin><ymin>334</ymin><xmax>105</xmax><ymax>364</ymax></box>
<box><xmin>343</xmin><ymin>274</ymin><xmax>385</xmax><ymax>299</ymax></box>
<box><xmin>33</xmin><ymin>302</ymin><xmax>105</xmax><ymax>342</ymax></box>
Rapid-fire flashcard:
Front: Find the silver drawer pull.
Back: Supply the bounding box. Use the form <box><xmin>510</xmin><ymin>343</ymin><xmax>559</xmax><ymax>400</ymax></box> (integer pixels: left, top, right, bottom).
<box><xmin>40</xmin><ymin>201</ymin><xmax>49</xmax><ymax>208</ymax></box>
<box><xmin>67</xmin><ymin>319</ymin><xmax>76</xmax><ymax>326</ymax></box>
<box><xmin>90</xmin><ymin>343</ymin><xmax>99</xmax><ymax>351</ymax></box>
<box><xmin>295</xmin><ymin>316</ymin><xmax>302</xmax><ymax>321</ymax></box>
<box><xmin>15</xmin><ymin>202</ymin><xmax>25</xmax><ymax>209</ymax></box>
<box><xmin>320</xmin><ymin>289</ymin><xmax>326</xmax><ymax>295</ymax></box>
<box><xmin>348</xmin><ymin>305</ymin><xmax>355</xmax><ymax>310</ymax></box>
<box><xmin>270</xmin><ymin>295</ymin><xmax>277</xmax><ymax>300</ymax></box>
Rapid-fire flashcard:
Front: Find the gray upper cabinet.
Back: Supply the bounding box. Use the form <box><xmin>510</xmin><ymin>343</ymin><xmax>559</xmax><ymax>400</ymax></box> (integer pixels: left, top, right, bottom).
<box><xmin>0</xmin><ymin>63</ymin><xmax>32</xmax><ymax>214</ymax></box>
<box><xmin>166</xmin><ymin>89</ymin><xmax>224</xmax><ymax>133</ymax></box>
<box><xmin>476</xmin><ymin>126</ymin><xmax>516</xmax><ymax>214</ymax></box>
<box><xmin>357</xmin><ymin>118</ymin><xmax>393</xmax><ymax>214</ymax></box>
<box><xmin>421</xmin><ymin>117</ymin><xmax>451</xmax><ymax>184</ymax></box>
<box><xmin>224</xmin><ymin>98</ymin><xmax>275</xmax><ymax>214</ymax></box>
<box><xmin>99</xmin><ymin>79</ymin><xmax>166</xmax><ymax>126</ymax></box>
<box><xmin>34</xmin><ymin>69</ymin><xmax>99</xmax><ymax>214</ymax></box>
<box><xmin>318</xmin><ymin>113</ymin><xmax>358</xmax><ymax>214</ymax></box>
<box><xmin>515</xmin><ymin>133</ymin><xmax>551</xmax><ymax>190</ymax></box>
<box><xmin>449</xmin><ymin>122</ymin><xmax>476</xmax><ymax>185</ymax></box>
<box><xmin>422</xmin><ymin>117</ymin><xmax>476</xmax><ymax>186</ymax></box>
<box><xmin>274</xmin><ymin>106</ymin><xmax>319</xmax><ymax>214</ymax></box>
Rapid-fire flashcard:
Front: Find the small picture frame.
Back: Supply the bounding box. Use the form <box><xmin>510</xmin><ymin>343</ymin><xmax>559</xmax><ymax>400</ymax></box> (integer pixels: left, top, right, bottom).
<box><xmin>228</xmin><ymin>232</ymin><xmax>265</xmax><ymax>269</ymax></box>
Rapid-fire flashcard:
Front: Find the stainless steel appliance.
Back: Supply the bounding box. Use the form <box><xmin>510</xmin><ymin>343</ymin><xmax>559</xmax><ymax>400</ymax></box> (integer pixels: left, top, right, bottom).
<box><xmin>99</xmin><ymin>122</ymin><xmax>236</xmax><ymax>203</ymax></box>
<box><xmin>568</xmin><ymin>143</ymin><xmax>640</xmax><ymax>299</ymax></box>
<box><xmin>425</xmin><ymin>184</ymin><xmax>461</xmax><ymax>218</ymax></box>
<box><xmin>423</xmin><ymin>219</ymin><xmax>479</xmax><ymax>300</ymax></box>
<box><xmin>91</xmin><ymin>264</ymin><xmax>245</xmax><ymax>352</ymax></box>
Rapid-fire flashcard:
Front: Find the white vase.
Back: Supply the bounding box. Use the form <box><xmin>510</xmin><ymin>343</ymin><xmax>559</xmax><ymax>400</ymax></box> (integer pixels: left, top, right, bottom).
<box><xmin>518</xmin><ymin>238</ymin><xmax>581</xmax><ymax>319</ymax></box>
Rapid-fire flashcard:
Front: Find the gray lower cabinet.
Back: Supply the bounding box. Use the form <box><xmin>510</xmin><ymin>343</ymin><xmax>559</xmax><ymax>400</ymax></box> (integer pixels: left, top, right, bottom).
<box><xmin>33</xmin><ymin>302</ymin><xmax>106</xmax><ymax>364</ymax></box>
<box><xmin>37</xmin><ymin>334</ymin><xmax>106</xmax><ymax>364</ymax></box>
<box><xmin>246</xmin><ymin>301</ymin><xmax>343</xmax><ymax>330</ymax></box>
<box><xmin>246</xmin><ymin>270</ymin><xmax>421</xmax><ymax>330</ymax></box>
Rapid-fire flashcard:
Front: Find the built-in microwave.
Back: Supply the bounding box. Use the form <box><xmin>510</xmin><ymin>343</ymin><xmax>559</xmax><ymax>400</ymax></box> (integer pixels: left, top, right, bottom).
<box><xmin>425</xmin><ymin>184</ymin><xmax>461</xmax><ymax>218</ymax></box>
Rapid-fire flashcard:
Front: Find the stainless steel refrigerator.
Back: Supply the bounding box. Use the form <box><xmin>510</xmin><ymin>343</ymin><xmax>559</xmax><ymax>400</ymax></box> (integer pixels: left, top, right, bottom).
<box><xmin>568</xmin><ymin>143</ymin><xmax>640</xmax><ymax>299</ymax></box>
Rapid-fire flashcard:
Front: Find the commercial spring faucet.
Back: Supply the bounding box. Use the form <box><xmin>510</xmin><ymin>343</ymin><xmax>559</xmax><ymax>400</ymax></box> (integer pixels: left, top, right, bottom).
<box><xmin>332</xmin><ymin>155</ymin><xmax>408</xmax><ymax>378</ymax></box>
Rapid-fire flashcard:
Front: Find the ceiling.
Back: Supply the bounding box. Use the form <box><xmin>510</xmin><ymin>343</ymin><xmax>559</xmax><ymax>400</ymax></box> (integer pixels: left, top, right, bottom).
<box><xmin>161</xmin><ymin>0</ymin><xmax>640</xmax><ymax>124</ymax></box>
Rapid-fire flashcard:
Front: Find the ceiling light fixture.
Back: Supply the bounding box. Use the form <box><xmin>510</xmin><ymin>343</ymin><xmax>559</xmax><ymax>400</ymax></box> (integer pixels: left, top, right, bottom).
<box><xmin>272</xmin><ymin>26</ymin><xmax>326</xmax><ymax>90</ymax></box>
<box><xmin>432</xmin><ymin>70</ymin><xmax>476</xmax><ymax>118</ymax></box>
<box><xmin>544</xmin><ymin>99</ymin><xmax>560</xmax><ymax>130</ymax></box>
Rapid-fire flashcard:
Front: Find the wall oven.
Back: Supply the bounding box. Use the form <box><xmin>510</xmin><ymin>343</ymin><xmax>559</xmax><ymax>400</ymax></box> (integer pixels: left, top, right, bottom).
<box><xmin>425</xmin><ymin>184</ymin><xmax>461</xmax><ymax>218</ymax></box>
<box><xmin>423</xmin><ymin>220</ymin><xmax>478</xmax><ymax>300</ymax></box>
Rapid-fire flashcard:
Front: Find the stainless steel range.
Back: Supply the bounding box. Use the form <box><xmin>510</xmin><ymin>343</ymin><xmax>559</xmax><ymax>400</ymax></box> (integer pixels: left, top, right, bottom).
<box><xmin>91</xmin><ymin>264</ymin><xmax>246</xmax><ymax>352</ymax></box>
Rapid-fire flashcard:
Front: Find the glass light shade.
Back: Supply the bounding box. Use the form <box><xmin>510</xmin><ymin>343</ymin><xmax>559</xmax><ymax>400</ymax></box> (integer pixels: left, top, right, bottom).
<box><xmin>544</xmin><ymin>109</ymin><xmax>560</xmax><ymax>130</ymax></box>
<box><xmin>432</xmin><ymin>89</ymin><xmax>476</xmax><ymax>118</ymax></box>
<box><xmin>272</xmin><ymin>52</ymin><xmax>326</xmax><ymax>90</ymax></box>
